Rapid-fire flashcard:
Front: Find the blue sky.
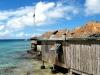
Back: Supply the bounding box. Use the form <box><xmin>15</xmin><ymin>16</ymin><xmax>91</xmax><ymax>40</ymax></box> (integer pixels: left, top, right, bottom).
<box><xmin>0</xmin><ymin>0</ymin><xmax>100</xmax><ymax>39</ymax></box>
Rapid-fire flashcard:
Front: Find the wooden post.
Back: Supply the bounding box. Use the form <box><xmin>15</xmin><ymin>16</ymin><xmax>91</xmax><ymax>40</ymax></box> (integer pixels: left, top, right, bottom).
<box><xmin>68</xmin><ymin>69</ymin><xmax>72</xmax><ymax>75</ymax></box>
<box><xmin>63</xmin><ymin>33</ymin><xmax>66</xmax><ymax>40</ymax></box>
<box><xmin>41</xmin><ymin>60</ymin><xmax>45</xmax><ymax>69</ymax></box>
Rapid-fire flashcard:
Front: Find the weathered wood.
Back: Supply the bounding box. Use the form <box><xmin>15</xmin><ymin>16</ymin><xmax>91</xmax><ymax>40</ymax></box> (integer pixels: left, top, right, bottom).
<box><xmin>64</xmin><ymin>42</ymin><xmax>100</xmax><ymax>75</ymax></box>
<box><xmin>39</xmin><ymin>39</ymin><xmax>100</xmax><ymax>75</ymax></box>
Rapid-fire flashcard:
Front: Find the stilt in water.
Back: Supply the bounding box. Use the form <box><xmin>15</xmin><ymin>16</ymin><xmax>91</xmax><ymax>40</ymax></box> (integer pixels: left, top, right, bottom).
<box><xmin>41</xmin><ymin>60</ymin><xmax>45</xmax><ymax>69</ymax></box>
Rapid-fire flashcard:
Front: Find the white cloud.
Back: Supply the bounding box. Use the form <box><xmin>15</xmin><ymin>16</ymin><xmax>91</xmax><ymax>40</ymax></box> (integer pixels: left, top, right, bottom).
<box><xmin>0</xmin><ymin>2</ymin><xmax>78</xmax><ymax>29</ymax></box>
<box><xmin>35</xmin><ymin>2</ymin><xmax>79</xmax><ymax>25</ymax></box>
<box><xmin>0</xmin><ymin>25</ymin><xmax>5</xmax><ymax>30</ymax></box>
<box><xmin>47</xmin><ymin>6</ymin><xmax>78</xmax><ymax>19</ymax></box>
<box><xmin>0</xmin><ymin>12</ymin><xmax>8</xmax><ymax>20</ymax></box>
<box><xmin>0</xmin><ymin>1</ymin><xmax>79</xmax><ymax>38</ymax></box>
<box><xmin>31</xmin><ymin>33</ymin><xmax>42</xmax><ymax>37</ymax></box>
<box><xmin>0</xmin><ymin>30</ymin><xmax>10</xmax><ymax>37</ymax></box>
<box><xmin>34</xmin><ymin>2</ymin><xmax>55</xmax><ymax>24</ymax></box>
<box><xmin>85</xmin><ymin>0</ymin><xmax>100</xmax><ymax>15</ymax></box>
<box><xmin>15</xmin><ymin>32</ymin><xmax>31</xmax><ymax>38</ymax></box>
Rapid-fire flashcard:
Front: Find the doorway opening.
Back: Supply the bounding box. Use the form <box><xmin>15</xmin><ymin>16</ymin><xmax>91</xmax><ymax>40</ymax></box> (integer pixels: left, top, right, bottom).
<box><xmin>56</xmin><ymin>43</ymin><xmax>64</xmax><ymax>63</ymax></box>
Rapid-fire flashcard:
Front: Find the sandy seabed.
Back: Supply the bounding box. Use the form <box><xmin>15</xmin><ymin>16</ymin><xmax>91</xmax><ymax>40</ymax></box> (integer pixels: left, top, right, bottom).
<box><xmin>14</xmin><ymin>59</ymin><xmax>65</xmax><ymax>75</ymax></box>
<box><xmin>0</xmin><ymin>59</ymin><xmax>65</xmax><ymax>75</ymax></box>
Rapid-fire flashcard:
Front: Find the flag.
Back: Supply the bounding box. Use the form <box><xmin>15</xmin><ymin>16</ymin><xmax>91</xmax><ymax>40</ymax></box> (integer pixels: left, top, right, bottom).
<box><xmin>33</xmin><ymin>13</ymin><xmax>35</xmax><ymax>18</ymax></box>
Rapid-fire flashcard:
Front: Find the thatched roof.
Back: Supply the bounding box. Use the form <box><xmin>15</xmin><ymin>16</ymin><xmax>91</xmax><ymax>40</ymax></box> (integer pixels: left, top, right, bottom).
<box><xmin>54</xmin><ymin>29</ymin><xmax>69</xmax><ymax>38</ymax></box>
<box><xmin>40</xmin><ymin>31</ymin><xmax>53</xmax><ymax>39</ymax></box>
<box><xmin>70</xmin><ymin>21</ymin><xmax>100</xmax><ymax>38</ymax></box>
<box><xmin>31</xmin><ymin>21</ymin><xmax>100</xmax><ymax>40</ymax></box>
<box><xmin>39</xmin><ymin>29</ymin><xmax>69</xmax><ymax>40</ymax></box>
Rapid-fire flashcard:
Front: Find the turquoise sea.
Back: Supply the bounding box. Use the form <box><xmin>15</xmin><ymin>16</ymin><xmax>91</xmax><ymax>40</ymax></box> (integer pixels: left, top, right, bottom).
<box><xmin>0</xmin><ymin>40</ymin><xmax>62</xmax><ymax>75</ymax></box>
<box><xmin>0</xmin><ymin>40</ymin><xmax>31</xmax><ymax>74</ymax></box>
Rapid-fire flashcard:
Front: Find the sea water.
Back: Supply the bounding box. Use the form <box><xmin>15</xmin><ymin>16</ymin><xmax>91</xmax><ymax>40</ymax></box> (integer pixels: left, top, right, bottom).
<box><xmin>0</xmin><ymin>39</ymin><xmax>31</xmax><ymax>74</ymax></box>
<box><xmin>0</xmin><ymin>40</ymin><xmax>64</xmax><ymax>75</ymax></box>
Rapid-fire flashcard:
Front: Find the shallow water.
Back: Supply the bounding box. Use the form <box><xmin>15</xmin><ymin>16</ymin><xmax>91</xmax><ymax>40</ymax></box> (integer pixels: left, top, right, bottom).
<box><xmin>0</xmin><ymin>40</ymin><xmax>31</xmax><ymax>75</ymax></box>
<box><xmin>12</xmin><ymin>59</ymin><xmax>64</xmax><ymax>75</ymax></box>
<box><xmin>0</xmin><ymin>40</ymin><xmax>64</xmax><ymax>75</ymax></box>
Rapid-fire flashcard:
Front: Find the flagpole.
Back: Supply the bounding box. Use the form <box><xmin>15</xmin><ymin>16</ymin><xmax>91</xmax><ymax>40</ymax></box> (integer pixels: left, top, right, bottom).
<box><xmin>33</xmin><ymin>6</ymin><xmax>35</xmax><ymax>25</ymax></box>
<box><xmin>33</xmin><ymin>6</ymin><xmax>37</xmax><ymax>36</ymax></box>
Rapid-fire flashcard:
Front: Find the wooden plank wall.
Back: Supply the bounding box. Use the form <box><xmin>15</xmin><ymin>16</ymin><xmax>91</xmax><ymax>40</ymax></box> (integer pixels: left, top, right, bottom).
<box><xmin>96</xmin><ymin>44</ymin><xmax>100</xmax><ymax>75</ymax></box>
<box><xmin>41</xmin><ymin>40</ymin><xmax>100</xmax><ymax>75</ymax></box>
<box><xmin>41</xmin><ymin>41</ymin><xmax>56</xmax><ymax>64</ymax></box>
<box><xmin>49</xmin><ymin>50</ymin><xmax>56</xmax><ymax>64</ymax></box>
<box><xmin>41</xmin><ymin>42</ymin><xmax>50</xmax><ymax>62</ymax></box>
<box><xmin>64</xmin><ymin>43</ymin><xmax>100</xmax><ymax>75</ymax></box>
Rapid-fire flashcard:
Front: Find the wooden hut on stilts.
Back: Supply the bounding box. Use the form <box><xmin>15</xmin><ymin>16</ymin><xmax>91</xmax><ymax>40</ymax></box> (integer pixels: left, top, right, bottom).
<box><xmin>31</xmin><ymin>22</ymin><xmax>100</xmax><ymax>75</ymax></box>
